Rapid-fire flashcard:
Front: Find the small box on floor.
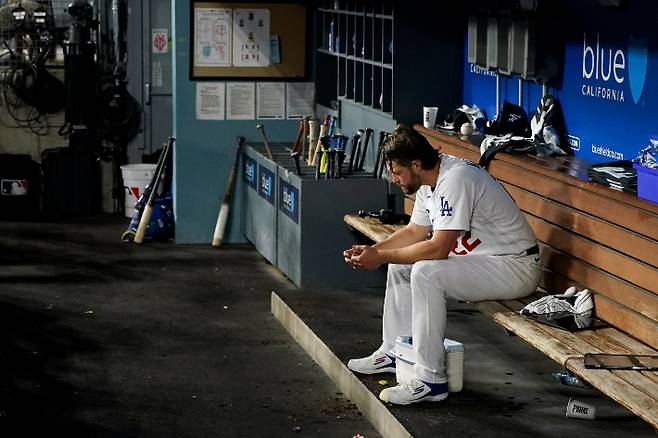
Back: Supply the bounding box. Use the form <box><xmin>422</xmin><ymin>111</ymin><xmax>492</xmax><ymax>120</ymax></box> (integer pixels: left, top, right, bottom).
<box><xmin>393</xmin><ymin>336</ymin><xmax>464</xmax><ymax>392</ymax></box>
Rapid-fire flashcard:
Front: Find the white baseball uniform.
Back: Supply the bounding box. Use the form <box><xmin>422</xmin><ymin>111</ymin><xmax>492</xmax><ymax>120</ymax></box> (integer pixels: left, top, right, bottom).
<box><xmin>381</xmin><ymin>154</ymin><xmax>541</xmax><ymax>384</ymax></box>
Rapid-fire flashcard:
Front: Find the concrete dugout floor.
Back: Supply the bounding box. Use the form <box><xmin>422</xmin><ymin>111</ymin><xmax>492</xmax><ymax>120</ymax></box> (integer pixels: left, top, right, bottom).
<box><xmin>0</xmin><ymin>217</ymin><xmax>655</xmax><ymax>437</ymax></box>
<box><xmin>0</xmin><ymin>217</ymin><xmax>378</xmax><ymax>437</ymax></box>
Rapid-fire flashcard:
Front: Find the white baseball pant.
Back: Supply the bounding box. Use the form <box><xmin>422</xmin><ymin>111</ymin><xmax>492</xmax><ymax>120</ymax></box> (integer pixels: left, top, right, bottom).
<box><xmin>381</xmin><ymin>253</ymin><xmax>540</xmax><ymax>383</ymax></box>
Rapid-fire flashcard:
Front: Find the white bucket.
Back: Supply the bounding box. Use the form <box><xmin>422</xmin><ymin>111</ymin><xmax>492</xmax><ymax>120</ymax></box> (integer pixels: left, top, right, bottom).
<box><xmin>394</xmin><ymin>336</ymin><xmax>464</xmax><ymax>392</ymax></box>
<box><xmin>120</xmin><ymin>164</ymin><xmax>157</xmax><ymax>218</ymax></box>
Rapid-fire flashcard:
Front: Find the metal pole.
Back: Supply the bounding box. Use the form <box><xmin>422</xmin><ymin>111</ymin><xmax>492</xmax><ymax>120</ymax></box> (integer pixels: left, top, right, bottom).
<box><xmin>495</xmin><ymin>74</ymin><xmax>500</xmax><ymax>118</ymax></box>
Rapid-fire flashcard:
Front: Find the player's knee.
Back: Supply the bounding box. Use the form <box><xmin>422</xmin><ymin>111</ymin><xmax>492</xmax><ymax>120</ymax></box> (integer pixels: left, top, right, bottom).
<box><xmin>387</xmin><ymin>263</ymin><xmax>410</xmax><ymax>280</ymax></box>
<box><xmin>410</xmin><ymin>259</ymin><xmax>443</xmax><ymax>280</ymax></box>
<box><xmin>388</xmin><ymin>263</ymin><xmax>407</xmax><ymax>274</ymax></box>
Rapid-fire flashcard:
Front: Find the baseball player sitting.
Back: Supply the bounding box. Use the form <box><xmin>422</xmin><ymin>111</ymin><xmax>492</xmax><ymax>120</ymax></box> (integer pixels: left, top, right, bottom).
<box><xmin>343</xmin><ymin>125</ymin><xmax>541</xmax><ymax>405</ymax></box>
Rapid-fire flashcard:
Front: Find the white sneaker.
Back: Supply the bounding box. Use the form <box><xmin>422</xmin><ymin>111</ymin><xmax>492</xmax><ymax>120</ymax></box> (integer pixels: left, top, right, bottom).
<box><xmin>521</xmin><ymin>287</ymin><xmax>593</xmax><ymax>316</ymax></box>
<box><xmin>347</xmin><ymin>349</ymin><xmax>396</xmax><ymax>375</ymax></box>
<box><xmin>379</xmin><ymin>378</ymin><xmax>448</xmax><ymax>405</ymax></box>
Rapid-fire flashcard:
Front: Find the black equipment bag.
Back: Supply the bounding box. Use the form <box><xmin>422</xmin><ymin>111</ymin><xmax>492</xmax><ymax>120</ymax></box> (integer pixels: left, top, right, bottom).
<box><xmin>42</xmin><ymin>147</ymin><xmax>98</xmax><ymax>215</ymax></box>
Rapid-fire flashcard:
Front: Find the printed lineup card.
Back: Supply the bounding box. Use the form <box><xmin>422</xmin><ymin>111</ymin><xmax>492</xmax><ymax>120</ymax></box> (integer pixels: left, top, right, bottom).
<box><xmin>196</xmin><ymin>82</ymin><xmax>225</xmax><ymax>121</ymax></box>
<box><xmin>256</xmin><ymin>82</ymin><xmax>285</xmax><ymax>119</ymax></box>
<box><xmin>194</xmin><ymin>8</ymin><xmax>232</xmax><ymax>67</ymax></box>
<box><xmin>286</xmin><ymin>82</ymin><xmax>315</xmax><ymax>119</ymax></box>
<box><xmin>232</xmin><ymin>9</ymin><xmax>270</xmax><ymax>67</ymax></box>
<box><xmin>226</xmin><ymin>82</ymin><xmax>256</xmax><ymax>120</ymax></box>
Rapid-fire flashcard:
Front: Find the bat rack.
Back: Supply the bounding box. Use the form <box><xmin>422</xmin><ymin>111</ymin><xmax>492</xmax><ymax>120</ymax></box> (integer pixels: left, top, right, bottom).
<box><xmin>242</xmin><ymin>141</ymin><xmax>388</xmax><ymax>288</ymax></box>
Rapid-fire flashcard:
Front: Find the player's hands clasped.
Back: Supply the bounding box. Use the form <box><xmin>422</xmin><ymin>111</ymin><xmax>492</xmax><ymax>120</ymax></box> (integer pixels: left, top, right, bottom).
<box><xmin>343</xmin><ymin>245</ymin><xmax>382</xmax><ymax>271</ymax></box>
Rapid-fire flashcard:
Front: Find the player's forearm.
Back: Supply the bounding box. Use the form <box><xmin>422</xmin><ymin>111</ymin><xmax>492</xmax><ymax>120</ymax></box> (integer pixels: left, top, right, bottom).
<box><xmin>378</xmin><ymin>240</ymin><xmax>450</xmax><ymax>265</ymax></box>
<box><xmin>373</xmin><ymin>224</ymin><xmax>428</xmax><ymax>251</ymax></box>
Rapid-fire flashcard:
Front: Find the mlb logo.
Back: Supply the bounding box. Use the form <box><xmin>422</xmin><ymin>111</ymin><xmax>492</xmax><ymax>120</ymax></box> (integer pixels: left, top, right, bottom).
<box><xmin>1</xmin><ymin>179</ymin><xmax>28</xmax><ymax>196</ymax></box>
<box><xmin>567</xmin><ymin>135</ymin><xmax>581</xmax><ymax>152</ymax></box>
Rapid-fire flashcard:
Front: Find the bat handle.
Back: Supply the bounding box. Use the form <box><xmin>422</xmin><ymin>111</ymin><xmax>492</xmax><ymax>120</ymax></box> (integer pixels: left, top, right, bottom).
<box><xmin>134</xmin><ymin>204</ymin><xmax>153</xmax><ymax>244</ymax></box>
<box><xmin>292</xmin><ymin>152</ymin><xmax>302</xmax><ymax>176</ymax></box>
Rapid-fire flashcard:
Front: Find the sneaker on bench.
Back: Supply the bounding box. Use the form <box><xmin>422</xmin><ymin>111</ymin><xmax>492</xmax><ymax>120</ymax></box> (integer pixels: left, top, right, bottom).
<box><xmin>521</xmin><ymin>287</ymin><xmax>593</xmax><ymax>316</ymax></box>
<box><xmin>379</xmin><ymin>379</ymin><xmax>448</xmax><ymax>405</ymax></box>
<box><xmin>347</xmin><ymin>349</ymin><xmax>396</xmax><ymax>375</ymax></box>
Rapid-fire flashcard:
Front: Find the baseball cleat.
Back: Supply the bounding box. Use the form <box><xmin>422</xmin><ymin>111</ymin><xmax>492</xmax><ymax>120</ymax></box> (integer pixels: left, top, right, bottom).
<box><xmin>347</xmin><ymin>349</ymin><xmax>396</xmax><ymax>375</ymax></box>
<box><xmin>379</xmin><ymin>379</ymin><xmax>448</xmax><ymax>405</ymax></box>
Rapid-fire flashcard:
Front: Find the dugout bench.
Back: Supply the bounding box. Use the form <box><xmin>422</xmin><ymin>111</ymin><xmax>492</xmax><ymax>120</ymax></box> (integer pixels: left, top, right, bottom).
<box><xmin>344</xmin><ymin>125</ymin><xmax>658</xmax><ymax>429</ymax></box>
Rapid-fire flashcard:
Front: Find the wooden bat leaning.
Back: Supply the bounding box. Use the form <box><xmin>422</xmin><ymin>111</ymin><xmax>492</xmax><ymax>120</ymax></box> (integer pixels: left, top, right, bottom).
<box><xmin>134</xmin><ymin>137</ymin><xmax>175</xmax><ymax>244</ymax></box>
<box><xmin>212</xmin><ymin>136</ymin><xmax>246</xmax><ymax>247</ymax></box>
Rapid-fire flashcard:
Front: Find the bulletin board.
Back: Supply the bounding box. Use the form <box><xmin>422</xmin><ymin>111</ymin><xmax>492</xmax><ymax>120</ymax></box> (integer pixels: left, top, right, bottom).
<box><xmin>191</xmin><ymin>2</ymin><xmax>306</xmax><ymax>79</ymax></box>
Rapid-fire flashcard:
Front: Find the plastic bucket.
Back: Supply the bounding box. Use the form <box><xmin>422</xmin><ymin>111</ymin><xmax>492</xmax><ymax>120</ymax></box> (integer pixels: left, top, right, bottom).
<box><xmin>120</xmin><ymin>164</ymin><xmax>157</xmax><ymax>218</ymax></box>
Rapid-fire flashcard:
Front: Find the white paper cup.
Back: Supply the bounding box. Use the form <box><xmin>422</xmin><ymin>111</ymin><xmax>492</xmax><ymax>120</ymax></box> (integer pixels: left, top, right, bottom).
<box><xmin>565</xmin><ymin>398</ymin><xmax>596</xmax><ymax>420</ymax></box>
<box><xmin>423</xmin><ymin>106</ymin><xmax>438</xmax><ymax>129</ymax></box>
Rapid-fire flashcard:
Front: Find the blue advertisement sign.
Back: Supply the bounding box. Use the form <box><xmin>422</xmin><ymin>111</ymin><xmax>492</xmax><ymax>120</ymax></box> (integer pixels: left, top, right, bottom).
<box><xmin>243</xmin><ymin>154</ymin><xmax>257</xmax><ymax>190</ymax></box>
<box><xmin>560</xmin><ymin>25</ymin><xmax>655</xmax><ymax>163</ymax></box>
<box><xmin>279</xmin><ymin>178</ymin><xmax>299</xmax><ymax>224</ymax></box>
<box><xmin>258</xmin><ymin>165</ymin><xmax>275</xmax><ymax>205</ymax></box>
<box><xmin>461</xmin><ymin>3</ymin><xmax>658</xmax><ymax>165</ymax></box>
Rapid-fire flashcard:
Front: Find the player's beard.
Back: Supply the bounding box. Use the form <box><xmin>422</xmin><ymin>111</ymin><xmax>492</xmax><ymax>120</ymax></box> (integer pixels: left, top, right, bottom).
<box><xmin>400</xmin><ymin>172</ymin><xmax>422</xmax><ymax>195</ymax></box>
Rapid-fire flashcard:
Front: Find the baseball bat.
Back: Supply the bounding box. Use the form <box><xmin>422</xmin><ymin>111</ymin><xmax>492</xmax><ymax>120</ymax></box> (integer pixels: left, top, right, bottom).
<box><xmin>348</xmin><ymin>129</ymin><xmax>364</xmax><ymax>173</ymax></box>
<box><xmin>256</xmin><ymin>124</ymin><xmax>274</xmax><ymax>160</ymax></box>
<box><xmin>373</xmin><ymin>131</ymin><xmax>388</xmax><ymax>178</ymax></box>
<box><xmin>212</xmin><ymin>136</ymin><xmax>245</xmax><ymax>247</ymax></box>
<box><xmin>291</xmin><ymin>151</ymin><xmax>302</xmax><ymax>175</ymax></box>
<box><xmin>291</xmin><ymin>119</ymin><xmax>305</xmax><ymax>154</ymax></box>
<box><xmin>307</xmin><ymin>119</ymin><xmax>318</xmax><ymax>165</ymax></box>
<box><xmin>312</xmin><ymin>122</ymin><xmax>329</xmax><ymax>166</ymax></box>
<box><xmin>378</xmin><ymin>152</ymin><xmax>387</xmax><ymax>179</ymax></box>
<box><xmin>357</xmin><ymin>128</ymin><xmax>374</xmax><ymax>171</ymax></box>
<box><xmin>134</xmin><ymin>137</ymin><xmax>175</xmax><ymax>244</ymax></box>
<box><xmin>301</xmin><ymin>116</ymin><xmax>309</xmax><ymax>158</ymax></box>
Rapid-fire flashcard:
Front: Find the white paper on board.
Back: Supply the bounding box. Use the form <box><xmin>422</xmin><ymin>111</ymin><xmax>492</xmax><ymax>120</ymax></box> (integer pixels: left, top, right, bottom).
<box><xmin>227</xmin><ymin>82</ymin><xmax>256</xmax><ymax>120</ymax></box>
<box><xmin>256</xmin><ymin>82</ymin><xmax>285</xmax><ymax>119</ymax></box>
<box><xmin>286</xmin><ymin>82</ymin><xmax>315</xmax><ymax>119</ymax></box>
<box><xmin>194</xmin><ymin>8</ymin><xmax>232</xmax><ymax>67</ymax></box>
<box><xmin>196</xmin><ymin>82</ymin><xmax>226</xmax><ymax>120</ymax></box>
<box><xmin>232</xmin><ymin>9</ymin><xmax>270</xmax><ymax>67</ymax></box>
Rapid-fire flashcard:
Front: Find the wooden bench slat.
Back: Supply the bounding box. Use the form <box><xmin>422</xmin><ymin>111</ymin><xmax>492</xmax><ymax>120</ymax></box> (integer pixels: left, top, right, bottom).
<box><xmin>525</xmin><ymin>214</ymin><xmax>658</xmax><ymax>293</ymax></box>
<box><xmin>593</xmin><ymin>295</ymin><xmax>658</xmax><ymax>350</ymax></box>
<box><xmin>418</xmin><ymin>126</ymin><xmax>658</xmax><ymax>217</ymax></box>
<box><xmin>420</xmin><ymin>130</ymin><xmax>658</xmax><ymax>241</ymax></box>
<box><xmin>538</xmin><ymin>245</ymin><xmax>658</xmax><ymax>323</ymax></box>
<box><xmin>503</xmin><ymin>298</ymin><xmax>658</xmax><ymax>402</ymax></box>
<box><xmin>510</xmin><ymin>295</ymin><xmax>658</xmax><ymax>396</ymax></box>
<box><xmin>536</xmin><ymin>266</ymin><xmax>658</xmax><ymax>350</ymax></box>
<box><xmin>576</xmin><ymin>330</ymin><xmax>658</xmax><ymax>395</ymax></box>
<box><xmin>490</xmin><ymin>160</ymin><xmax>658</xmax><ymax>241</ymax></box>
<box><xmin>595</xmin><ymin>328</ymin><xmax>658</xmax><ymax>385</ymax></box>
<box><xmin>344</xmin><ymin>215</ymin><xmax>404</xmax><ymax>243</ymax></box>
<box><xmin>475</xmin><ymin>300</ymin><xmax>658</xmax><ymax>428</ymax></box>
<box><xmin>476</xmin><ymin>300</ymin><xmax>579</xmax><ymax>365</ymax></box>
<box><xmin>505</xmin><ymin>183</ymin><xmax>658</xmax><ymax>269</ymax></box>
<box><xmin>539</xmin><ymin>267</ymin><xmax>585</xmax><ymax>294</ymax></box>
<box><xmin>597</xmin><ymin>327</ymin><xmax>658</xmax><ymax>355</ymax></box>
